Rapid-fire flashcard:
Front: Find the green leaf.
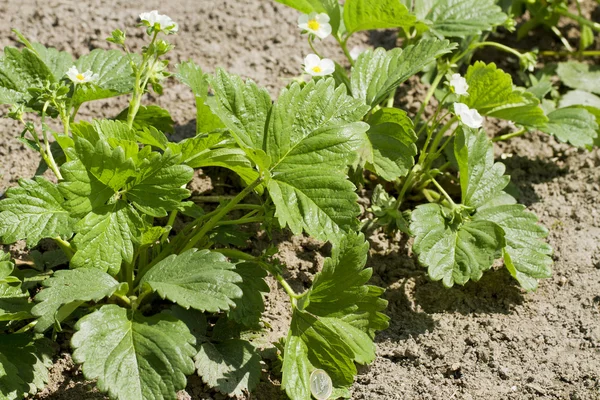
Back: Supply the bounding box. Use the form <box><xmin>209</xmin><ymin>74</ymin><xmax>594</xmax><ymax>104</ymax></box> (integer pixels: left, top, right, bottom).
<box><xmin>172</xmin><ymin>133</ymin><xmax>259</xmax><ymax>186</ymax></box>
<box><xmin>410</xmin><ymin>203</ymin><xmax>505</xmax><ymax>287</ymax></box>
<box><xmin>464</xmin><ymin>62</ymin><xmax>548</xmax><ymax>127</ymax></box>
<box><xmin>351</xmin><ymin>40</ymin><xmax>455</xmax><ymax>107</ymax></box>
<box><xmin>475</xmin><ymin>203</ymin><xmax>552</xmax><ymax>291</ymax></box>
<box><xmin>343</xmin><ymin>0</ymin><xmax>416</xmax><ymax>35</ymax></box>
<box><xmin>209</xmin><ymin>73</ymin><xmax>371</xmax><ymax>243</ymax></box>
<box><xmin>228</xmin><ymin>262</ymin><xmax>269</xmax><ymax>326</ymax></box>
<box><xmin>0</xmin><ymin>254</ymin><xmax>31</xmax><ymax>323</ymax></box>
<box><xmin>364</xmin><ymin>107</ymin><xmax>418</xmax><ymax>181</ymax></box>
<box><xmin>124</xmin><ymin>149</ymin><xmax>193</xmax><ymax>217</ymax></box>
<box><xmin>71</xmin><ymin>137</ymin><xmax>136</xmax><ymax>192</ymax></box>
<box><xmin>175</xmin><ymin>61</ymin><xmax>224</xmax><ymax>134</ymax></box>
<box><xmin>30</xmin><ymin>43</ymin><xmax>73</xmax><ymax>82</ymax></box>
<box><xmin>59</xmin><ymin>159</ymin><xmax>114</xmax><ymax>217</ymax></box>
<box><xmin>32</xmin><ymin>268</ymin><xmax>122</xmax><ymax>333</ymax></box>
<box><xmin>140</xmin><ymin>249</ymin><xmax>243</xmax><ymax>313</ymax></box>
<box><xmin>0</xmin><ymin>333</ymin><xmax>53</xmax><ymax>400</ymax></box>
<box><xmin>423</xmin><ymin>0</ymin><xmax>507</xmax><ymax>38</ymax></box>
<box><xmin>559</xmin><ymin>90</ymin><xmax>600</xmax><ymax>109</ymax></box>
<box><xmin>0</xmin><ymin>177</ymin><xmax>74</xmax><ymax>247</ymax></box>
<box><xmin>207</xmin><ymin>69</ymin><xmax>272</xmax><ymax>150</ymax></box>
<box><xmin>71</xmin><ymin>201</ymin><xmax>141</xmax><ymax>275</ymax></box>
<box><xmin>454</xmin><ymin>127</ymin><xmax>510</xmax><ymax>208</ymax></box>
<box><xmin>282</xmin><ymin>233</ymin><xmax>388</xmax><ymax>398</ymax></box>
<box><xmin>0</xmin><ymin>46</ymin><xmax>53</xmax><ymax>102</ymax></box>
<box><xmin>556</xmin><ymin>61</ymin><xmax>600</xmax><ymax>94</ymax></box>
<box><xmin>72</xmin><ymin>49</ymin><xmax>136</xmax><ymax>105</ymax></box>
<box><xmin>115</xmin><ymin>105</ymin><xmax>175</xmax><ymax>134</ymax></box>
<box><xmin>135</xmin><ymin>126</ymin><xmax>169</xmax><ymax>150</ymax></box>
<box><xmin>72</xmin><ymin>305</ymin><xmax>196</xmax><ymax>400</ymax></box>
<box><xmin>195</xmin><ymin>339</ymin><xmax>261</xmax><ymax>396</ymax></box>
<box><xmin>540</xmin><ymin>107</ymin><xmax>599</xmax><ymax>148</ymax></box>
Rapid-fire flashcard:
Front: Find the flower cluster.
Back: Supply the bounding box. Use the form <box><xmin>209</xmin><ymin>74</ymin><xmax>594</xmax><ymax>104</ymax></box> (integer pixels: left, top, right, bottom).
<box><xmin>140</xmin><ymin>10</ymin><xmax>178</xmax><ymax>34</ymax></box>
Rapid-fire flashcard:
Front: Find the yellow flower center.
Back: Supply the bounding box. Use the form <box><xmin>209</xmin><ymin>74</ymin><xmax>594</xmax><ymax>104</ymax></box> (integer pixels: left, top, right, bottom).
<box><xmin>76</xmin><ymin>73</ymin><xmax>85</xmax><ymax>81</ymax></box>
<box><xmin>312</xmin><ymin>66</ymin><xmax>322</xmax><ymax>73</ymax></box>
<box><xmin>308</xmin><ymin>19</ymin><xmax>320</xmax><ymax>31</ymax></box>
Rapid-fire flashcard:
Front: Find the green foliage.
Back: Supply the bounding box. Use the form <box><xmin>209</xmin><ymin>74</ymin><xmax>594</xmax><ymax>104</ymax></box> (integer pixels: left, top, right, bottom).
<box><xmin>0</xmin><ymin>178</ymin><xmax>75</xmax><ymax>247</ymax></box>
<box><xmin>463</xmin><ymin>61</ymin><xmax>548</xmax><ymax>127</ymax></box>
<box><xmin>0</xmin><ymin>253</ymin><xmax>32</xmax><ymax>322</ymax></box>
<box><xmin>556</xmin><ymin>61</ymin><xmax>600</xmax><ymax>95</ymax></box>
<box><xmin>282</xmin><ymin>233</ymin><xmax>388</xmax><ymax>398</ymax></box>
<box><xmin>351</xmin><ymin>40</ymin><xmax>455</xmax><ymax>108</ymax></box>
<box><xmin>140</xmin><ymin>249</ymin><xmax>243</xmax><ymax>313</ymax></box>
<box><xmin>115</xmin><ymin>105</ymin><xmax>175</xmax><ymax>133</ymax></box>
<box><xmin>195</xmin><ymin>339</ymin><xmax>261</xmax><ymax>396</ymax></box>
<box><xmin>416</xmin><ymin>0</ymin><xmax>508</xmax><ymax>38</ymax></box>
<box><xmin>72</xmin><ymin>305</ymin><xmax>196</xmax><ymax>400</ymax></box>
<box><xmin>343</xmin><ymin>0</ymin><xmax>416</xmax><ymax>35</ymax></box>
<box><xmin>543</xmin><ymin>107</ymin><xmax>598</xmax><ymax>148</ymax></box>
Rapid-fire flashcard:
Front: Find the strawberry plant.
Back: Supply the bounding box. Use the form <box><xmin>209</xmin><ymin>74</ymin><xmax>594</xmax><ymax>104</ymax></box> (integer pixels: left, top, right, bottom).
<box><xmin>273</xmin><ymin>0</ymin><xmax>584</xmax><ymax>291</ymax></box>
<box><xmin>0</xmin><ymin>10</ymin><xmax>389</xmax><ymax>400</ymax></box>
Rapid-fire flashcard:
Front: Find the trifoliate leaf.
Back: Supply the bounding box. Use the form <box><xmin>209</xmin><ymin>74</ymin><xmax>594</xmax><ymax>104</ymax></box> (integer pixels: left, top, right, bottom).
<box><xmin>540</xmin><ymin>107</ymin><xmax>599</xmax><ymax>148</ymax></box>
<box><xmin>0</xmin><ymin>333</ymin><xmax>53</xmax><ymax>400</ymax></box>
<box><xmin>410</xmin><ymin>203</ymin><xmax>505</xmax><ymax>287</ymax></box>
<box><xmin>344</xmin><ymin>0</ymin><xmax>415</xmax><ymax>35</ymax></box>
<box><xmin>195</xmin><ymin>339</ymin><xmax>261</xmax><ymax>397</ymax></box>
<box><xmin>475</xmin><ymin>203</ymin><xmax>552</xmax><ymax>291</ymax></box>
<box><xmin>207</xmin><ymin>69</ymin><xmax>272</xmax><ymax>150</ymax></box>
<box><xmin>454</xmin><ymin>127</ymin><xmax>510</xmax><ymax>208</ymax></box>
<box><xmin>72</xmin><ymin>305</ymin><xmax>196</xmax><ymax>400</ymax></box>
<box><xmin>59</xmin><ymin>159</ymin><xmax>114</xmax><ymax>217</ymax></box>
<box><xmin>421</xmin><ymin>0</ymin><xmax>508</xmax><ymax>38</ymax></box>
<box><xmin>209</xmin><ymin>73</ymin><xmax>371</xmax><ymax>243</ymax></box>
<box><xmin>72</xmin><ymin>119</ymin><xmax>137</xmax><ymax>144</ymax></box>
<box><xmin>32</xmin><ymin>268</ymin><xmax>122</xmax><ymax>333</ymax></box>
<box><xmin>228</xmin><ymin>262</ymin><xmax>269</xmax><ymax>327</ymax></box>
<box><xmin>351</xmin><ymin>40</ymin><xmax>455</xmax><ymax>108</ymax></box>
<box><xmin>363</xmin><ymin>107</ymin><xmax>417</xmax><ymax>181</ymax></box>
<box><xmin>140</xmin><ymin>249</ymin><xmax>243</xmax><ymax>313</ymax></box>
<box><xmin>72</xmin><ymin>49</ymin><xmax>136</xmax><ymax>105</ymax></box>
<box><xmin>71</xmin><ymin>137</ymin><xmax>136</xmax><ymax>192</ymax></box>
<box><xmin>115</xmin><ymin>105</ymin><xmax>175</xmax><ymax>134</ymax></box>
<box><xmin>464</xmin><ymin>61</ymin><xmax>548</xmax><ymax>127</ymax></box>
<box><xmin>123</xmin><ymin>149</ymin><xmax>193</xmax><ymax>217</ymax></box>
<box><xmin>0</xmin><ymin>177</ymin><xmax>75</xmax><ymax>247</ymax></box>
<box><xmin>556</xmin><ymin>61</ymin><xmax>600</xmax><ymax>94</ymax></box>
<box><xmin>282</xmin><ymin>233</ymin><xmax>389</xmax><ymax>398</ymax></box>
<box><xmin>175</xmin><ymin>61</ymin><xmax>224</xmax><ymax>134</ymax></box>
<box><xmin>71</xmin><ymin>201</ymin><xmax>141</xmax><ymax>275</ymax></box>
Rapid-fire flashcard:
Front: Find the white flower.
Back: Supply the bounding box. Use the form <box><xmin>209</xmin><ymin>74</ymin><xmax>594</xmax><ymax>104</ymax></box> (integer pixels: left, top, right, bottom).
<box><xmin>140</xmin><ymin>10</ymin><xmax>178</xmax><ymax>33</ymax></box>
<box><xmin>298</xmin><ymin>12</ymin><xmax>332</xmax><ymax>40</ymax></box>
<box><xmin>66</xmin><ymin>66</ymin><xmax>99</xmax><ymax>84</ymax></box>
<box><xmin>454</xmin><ymin>103</ymin><xmax>483</xmax><ymax>129</ymax></box>
<box><xmin>304</xmin><ymin>54</ymin><xmax>335</xmax><ymax>77</ymax></box>
<box><xmin>449</xmin><ymin>73</ymin><xmax>469</xmax><ymax>96</ymax></box>
<box><xmin>349</xmin><ymin>46</ymin><xmax>365</xmax><ymax>61</ymax></box>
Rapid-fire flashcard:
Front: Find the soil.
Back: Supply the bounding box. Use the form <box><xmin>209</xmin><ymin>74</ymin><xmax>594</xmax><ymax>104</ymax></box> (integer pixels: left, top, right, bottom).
<box><xmin>1</xmin><ymin>1</ymin><xmax>599</xmax><ymax>400</ymax></box>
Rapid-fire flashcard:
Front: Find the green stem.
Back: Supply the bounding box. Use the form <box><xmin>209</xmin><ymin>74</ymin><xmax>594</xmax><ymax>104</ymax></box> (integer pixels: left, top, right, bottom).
<box><xmin>161</xmin><ymin>210</ymin><xmax>178</xmax><ymax>243</ymax></box>
<box><xmin>308</xmin><ymin>35</ymin><xmax>324</xmax><ymax>59</ymax></box>
<box><xmin>132</xmin><ymin>288</ymin><xmax>152</xmax><ymax>311</ymax></box>
<box><xmin>492</xmin><ymin>127</ymin><xmax>527</xmax><ymax>142</ymax></box>
<box><xmin>180</xmin><ymin>179</ymin><xmax>262</xmax><ymax>253</ymax></box>
<box><xmin>113</xmin><ymin>293</ymin><xmax>131</xmax><ymax>307</ymax></box>
<box><xmin>386</xmin><ymin>89</ymin><xmax>396</xmax><ymax>108</ymax></box>
<box><xmin>551</xmin><ymin>25</ymin><xmax>574</xmax><ymax>52</ymax></box>
<box><xmin>276</xmin><ymin>273</ymin><xmax>302</xmax><ymax>302</ymax></box>
<box><xmin>393</xmin><ymin>167</ymin><xmax>418</xmax><ymax>209</ymax></box>
<box><xmin>127</xmin><ymin>31</ymin><xmax>159</xmax><ymax>128</ymax></box>
<box><xmin>469</xmin><ymin>41</ymin><xmax>527</xmax><ymax>60</ymax></box>
<box><xmin>539</xmin><ymin>50</ymin><xmax>600</xmax><ymax>57</ymax></box>
<box><xmin>556</xmin><ymin>7</ymin><xmax>600</xmax><ymax>33</ymax></box>
<box><xmin>428</xmin><ymin>174</ymin><xmax>456</xmax><ymax>208</ymax></box>
<box><xmin>54</xmin><ymin>237</ymin><xmax>74</xmax><ymax>260</ymax></box>
<box><xmin>414</xmin><ymin>68</ymin><xmax>446</xmax><ymax>125</ymax></box>
<box><xmin>40</xmin><ymin>102</ymin><xmax>63</xmax><ymax>180</ymax></box>
<box><xmin>15</xmin><ymin>320</ymin><xmax>37</xmax><ymax>333</ymax></box>
<box><xmin>216</xmin><ymin>216</ymin><xmax>264</xmax><ymax>226</ymax></box>
<box><xmin>213</xmin><ymin>248</ymin><xmax>256</xmax><ymax>261</ymax></box>
<box><xmin>337</xmin><ymin>35</ymin><xmax>355</xmax><ymax>66</ymax></box>
<box><xmin>192</xmin><ymin>195</ymin><xmax>236</xmax><ymax>203</ymax></box>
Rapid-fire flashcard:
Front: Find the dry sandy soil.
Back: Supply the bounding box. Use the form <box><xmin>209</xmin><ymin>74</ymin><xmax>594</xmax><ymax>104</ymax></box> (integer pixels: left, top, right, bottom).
<box><xmin>1</xmin><ymin>1</ymin><xmax>599</xmax><ymax>399</ymax></box>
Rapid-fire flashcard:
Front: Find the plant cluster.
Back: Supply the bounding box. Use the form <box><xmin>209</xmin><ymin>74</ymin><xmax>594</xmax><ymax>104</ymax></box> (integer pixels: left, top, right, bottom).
<box><xmin>0</xmin><ymin>1</ymin><xmax>598</xmax><ymax>399</ymax></box>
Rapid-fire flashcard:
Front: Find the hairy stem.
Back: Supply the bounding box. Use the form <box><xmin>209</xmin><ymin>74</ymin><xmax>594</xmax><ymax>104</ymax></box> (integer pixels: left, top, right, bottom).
<box><xmin>337</xmin><ymin>35</ymin><xmax>355</xmax><ymax>66</ymax></box>
<box><xmin>414</xmin><ymin>68</ymin><xmax>445</xmax><ymax>125</ymax></box>
<box><xmin>54</xmin><ymin>237</ymin><xmax>74</xmax><ymax>260</ymax></box>
<box><xmin>556</xmin><ymin>7</ymin><xmax>600</xmax><ymax>33</ymax></box>
<box><xmin>493</xmin><ymin>127</ymin><xmax>527</xmax><ymax>142</ymax></box>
